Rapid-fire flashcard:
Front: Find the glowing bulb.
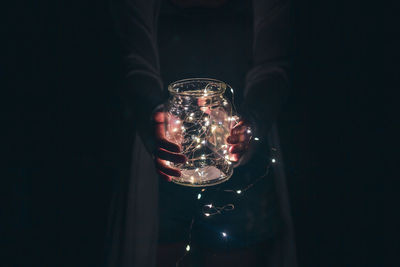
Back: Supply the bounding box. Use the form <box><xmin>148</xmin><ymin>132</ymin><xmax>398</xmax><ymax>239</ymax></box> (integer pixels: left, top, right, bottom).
<box><xmin>247</xmin><ymin>129</ymin><xmax>251</xmax><ymax>134</ymax></box>
<box><xmin>201</xmin><ymin>140</ymin><xmax>206</xmax><ymax>144</ymax></box>
<box><xmin>230</xmin><ymin>88</ymin><xmax>234</xmax><ymax>94</ymax></box>
<box><xmin>223</xmin><ymin>150</ymin><xmax>228</xmax><ymax>154</ymax></box>
<box><xmin>254</xmin><ymin>137</ymin><xmax>259</xmax><ymax>141</ymax></box>
<box><xmin>197</xmin><ymin>193</ymin><xmax>202</xmax><ymax>199</ymax></box>
<box><xmin>236</xmin><ymin>190</ymin><xmax>242</xmax><ymax>194</ymax></box>
<box><xmin>201</xmin><ymin>155</ymin><xmax>206</xmax><ymax>160</ymax></box>
<box><xmin>206</xmin><ymin>204</ymin><xmax>212</xmax><ymax>208</ymax></box>
<box><xmin>190</xmin><ymin>113</ymin><xmax>195</xmax><ymax>117</ymax></box>
<box><xmin>186</xmin><ymin>244</ymin><xmax>191</xmax><ymax>251</ymax></box>
<box><xmin>175</xmin><ymin>120</ymin><xmax>181</xmax><ymax>124</ymax></box>
<box><xmin>196</xmin><ymin>144</ymin><xmax>201</xmax><ymax>149</ymax></box>
<box><xmin>271</xmin><ymin>158</ymin><xmax>276</xmax><ymax>163</ymax></box>
<box><xmin>205</xmin><ymin>213</ymin><xmax>210</xmax><ymax>217</ymax></box>
<box><xmin>222</xmin><ymin>232</ymin><xmax>227</xmax><ymax>237</ymax></box>
<box><xmin>201</xmin><ymin>188</ymin><xmax>205</xmax><ymax>192</ymax></box>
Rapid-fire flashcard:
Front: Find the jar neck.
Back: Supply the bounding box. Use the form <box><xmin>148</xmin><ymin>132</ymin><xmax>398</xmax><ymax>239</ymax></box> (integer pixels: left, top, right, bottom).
<box><xmin>171</xmin><ymin>94</ymin><xmax>224</xmax><ymax>107</ymax></box>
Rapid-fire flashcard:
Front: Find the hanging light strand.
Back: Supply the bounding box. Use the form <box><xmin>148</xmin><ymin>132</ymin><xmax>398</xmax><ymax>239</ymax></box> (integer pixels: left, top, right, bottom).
<box><xmin>176</xmin><ymin>151</ymin><xmax>277</xmax><ymax>266</ymax></box>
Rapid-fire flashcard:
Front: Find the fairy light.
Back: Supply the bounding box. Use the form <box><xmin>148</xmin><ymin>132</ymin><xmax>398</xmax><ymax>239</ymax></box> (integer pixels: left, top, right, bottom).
<box><xmin>165</xmin><ymin>81</ymin><xmax>234</xmax><ymax>186</ymax></box>
<box><xmin>172</xmin><ymin>82</ymin><xmax>278</xmax><ymax>267</ymax></box>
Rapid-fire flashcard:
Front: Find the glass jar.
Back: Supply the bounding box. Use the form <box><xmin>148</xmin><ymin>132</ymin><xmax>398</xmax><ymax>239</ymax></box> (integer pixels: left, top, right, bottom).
<box><xmin>164</xmin><ymin>78</ymin><xmax>234</xmax><ymax>187</ymax></box>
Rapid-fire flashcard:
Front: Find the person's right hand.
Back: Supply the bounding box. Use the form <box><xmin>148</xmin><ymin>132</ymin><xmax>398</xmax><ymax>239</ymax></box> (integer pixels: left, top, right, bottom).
<box><xmin>153</xmin><ymin>111</ymin><xmax>186</xmax><ymax>182</ymax></box>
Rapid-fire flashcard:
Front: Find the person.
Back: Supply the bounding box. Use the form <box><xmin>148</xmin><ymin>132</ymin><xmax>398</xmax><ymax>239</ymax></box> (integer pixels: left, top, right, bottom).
<box><xmin>106</xmin><ymin>0</ymin><xmax>296</xmax><ymax>266</ymax></box>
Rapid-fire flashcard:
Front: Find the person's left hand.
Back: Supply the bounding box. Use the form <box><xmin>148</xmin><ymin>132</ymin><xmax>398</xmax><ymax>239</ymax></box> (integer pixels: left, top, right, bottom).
<box><xmin>227</xmin><ymin>120</ymin><xmax>253</xmax><ymax>166</ymax></box>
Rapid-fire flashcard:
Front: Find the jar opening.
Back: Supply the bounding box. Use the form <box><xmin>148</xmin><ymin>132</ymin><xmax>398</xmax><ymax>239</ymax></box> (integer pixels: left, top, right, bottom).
<box><xmin>168</xmin><ymin>78</ymin><xmax>229</xmax><ymax>97</ymax></box>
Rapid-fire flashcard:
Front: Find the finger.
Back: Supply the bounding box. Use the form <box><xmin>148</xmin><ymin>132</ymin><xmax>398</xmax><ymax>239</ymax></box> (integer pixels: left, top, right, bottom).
<box><xmin>229</xmin><ymin>142</ymin><xmax>247</xmax><ymax>154</ymax></box>
<box><xmin>229</xmin><ymin>153</ymin><xmax>242</xmax><ymax>162</ymax></box>
<box><xmin>227</xmin><ymin>134</ymin><xmax>247</xmax><ymax>144</ymax></box>
<box><xmin>155</xmin><ymin>158</ymin><xmax>181</xmax><ymax>177</ymax></box>
<box><xmin>157</xmin><ymin>139</ymin><xmax>181</xmax><ymax>153</ymax></box>
<box><xmin>197</xmin><ymin>98</ymin><xmax>212</xmax><ymax>114</ymax></box>
<box><xmin>156</xmin><ymin>148</ymin><xmax>187</xmax><ymax>163</ymax></box>
<box><xmin>155</xmin><ymin>122</ymin><xmax>181</xmax><ymax>152</ymax></box>
<box><xmin>231</xmin><ymin>125</ymin><xmax>247</xmax><ymax>136</ymax></box>
<box><xmin>157</xmin><ymin>169</ymin><xmax>172</xmax><ymax>182</ymax></box>
<box><xmin>226</xmin><ymin>135</ymin><xmax>239</xmax><ymax>144</ymax></box>
<box><xmin>153</xmin><ymin>111</ymin><xmax>165</xmax><ymax>123</ymax></box>
<box><xmin>232</xmin><ymin>120</ymin><xmax>245</xmax><ymax>129</ymax></box>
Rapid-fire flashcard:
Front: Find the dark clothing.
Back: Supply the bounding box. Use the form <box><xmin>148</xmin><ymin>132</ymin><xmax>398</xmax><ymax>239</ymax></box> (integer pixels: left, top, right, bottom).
<box><xmin>107</xmin><ymin>0</ymin><xmax>296</xmax><ymax>266</ymax></box>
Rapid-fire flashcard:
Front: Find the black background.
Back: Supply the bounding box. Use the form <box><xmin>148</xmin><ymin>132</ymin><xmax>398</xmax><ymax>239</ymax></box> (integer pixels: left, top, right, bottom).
<box><xmin>3</xmin><ymin>0</ymin><xmax>395</xmax><ymax>266</ymax></box>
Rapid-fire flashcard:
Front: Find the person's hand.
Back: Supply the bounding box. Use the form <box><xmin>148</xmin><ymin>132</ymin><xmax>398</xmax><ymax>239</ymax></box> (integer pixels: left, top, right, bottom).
<box><xmin>153</xmin><ymin>111</ymin><xmax>186</xmax><ymax>182</ymax></box>
<box><xmin>227</xmin><ymin>119</ymin><xmax>253</xmax><ymax>166</ymax></box>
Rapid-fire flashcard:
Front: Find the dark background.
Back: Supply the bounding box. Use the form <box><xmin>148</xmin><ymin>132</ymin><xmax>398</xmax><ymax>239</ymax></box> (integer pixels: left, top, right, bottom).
<box><xmin>3</xmin><ymin>0</ymin><xmax>395</xmax><ymax>266</ymax></box>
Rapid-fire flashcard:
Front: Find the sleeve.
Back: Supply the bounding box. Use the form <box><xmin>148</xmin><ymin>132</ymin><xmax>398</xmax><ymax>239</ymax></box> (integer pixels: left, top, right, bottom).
<box><xmin>111</xmin><ymin>0</ymin><xmax>164</xmax><ymax>130</ymax></box>
<box><xmin>241</xmin><ymin>0</ymin><xmax>293</xmax><ymax>140</ymax></box>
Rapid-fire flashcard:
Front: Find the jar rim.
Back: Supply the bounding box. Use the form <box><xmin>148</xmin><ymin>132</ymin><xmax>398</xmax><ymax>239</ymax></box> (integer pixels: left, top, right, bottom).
<box><xmin>168</xmin><ymin>78</ymin><xmax>231</xmax><ymax>96</ymax></box>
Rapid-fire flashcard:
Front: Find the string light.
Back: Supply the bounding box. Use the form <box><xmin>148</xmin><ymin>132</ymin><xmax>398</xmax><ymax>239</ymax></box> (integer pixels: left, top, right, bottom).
<box><xmin>165</xmin><ymin>82</ymin><xmax>234</xmax><ymax>186</ymax></box>
<box><xmin>172</xmin><ymin>81</ymin><xmax>276</xmax><ymax>265</ymax></box>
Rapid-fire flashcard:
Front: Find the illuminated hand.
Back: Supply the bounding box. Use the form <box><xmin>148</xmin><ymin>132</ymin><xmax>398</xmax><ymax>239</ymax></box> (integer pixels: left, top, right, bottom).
<box><xmin>153</xmin><ymin>111</ymin><xmax>187</xmax><ymax>182</ymax></box>
<box><xmin>227</xmin><ymin>120</ymin><xmax>253</xmax><ymax>166</ymax></box>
